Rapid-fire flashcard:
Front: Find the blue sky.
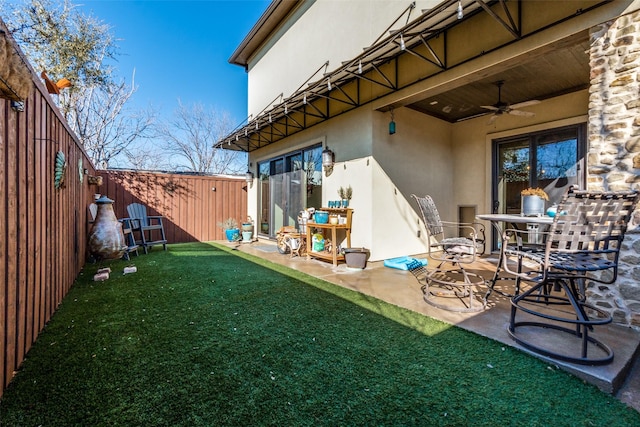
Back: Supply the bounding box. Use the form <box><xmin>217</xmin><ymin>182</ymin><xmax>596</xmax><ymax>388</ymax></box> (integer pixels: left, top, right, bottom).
<box><xmin>79</xmin><ymin>0</ymin><xmax>271</xmax><ymax>126</ymax></box>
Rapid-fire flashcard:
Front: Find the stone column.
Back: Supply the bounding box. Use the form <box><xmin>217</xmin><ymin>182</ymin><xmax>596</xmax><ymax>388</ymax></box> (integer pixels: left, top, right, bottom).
<box><xmin>588</xmin><ymin>10</ymin><xmax>640</xmax><ymax>327</ymax></box>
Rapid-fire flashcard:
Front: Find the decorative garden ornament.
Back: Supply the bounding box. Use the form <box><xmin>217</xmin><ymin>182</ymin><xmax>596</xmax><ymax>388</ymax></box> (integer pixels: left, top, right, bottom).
<box><xmin>88</xmin><ymin>196</ymin><xmax>127</xmax><ymax>260</ymax></box>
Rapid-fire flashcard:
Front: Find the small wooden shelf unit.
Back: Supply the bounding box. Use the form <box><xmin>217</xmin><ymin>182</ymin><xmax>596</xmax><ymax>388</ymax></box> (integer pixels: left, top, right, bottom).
<box><xmin>306</xmin><ymin>208</ymin><xmax>353</xmax><ymax>266</ymax></box>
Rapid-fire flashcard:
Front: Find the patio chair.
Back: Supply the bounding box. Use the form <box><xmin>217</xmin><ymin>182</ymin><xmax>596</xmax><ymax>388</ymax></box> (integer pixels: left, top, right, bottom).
<box><xmin>119</xmin><ymin>218</ymin><xmax>140</xmax><ymax>260</ymax></box>
<box><xmin>127</xmin><ymin>203</ymin><xmax>167</xmax><ymax>254</ymax></box>
<box><xmin>501</xmin><ymin>187</ymin><xmax>639</xmax><ymax>365</ymax></box>
<box><xmin>411</xmin><ymin>194</ymin><xmax>486</xmax><ymax>312</ymax></box>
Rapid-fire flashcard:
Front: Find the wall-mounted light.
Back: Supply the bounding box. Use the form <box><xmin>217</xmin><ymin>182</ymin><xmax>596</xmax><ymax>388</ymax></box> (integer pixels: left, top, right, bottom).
<box><xmin>322</xmin><ymin>147</ymin><xmax>335</xmax><ymax>176</ymax></box>
<box><xmin>457</xmin><ymin>0</ymin><xmax>464</xmax><ymax>19</ymax></box>
<box><xmin>389</xmin><ymin>108</ymin><xmax>396</xmax><ymax>135</ymax></box>
<box><xmin>245</xmin><ymin>169</ymin><xmax>254</xmax><ymax>188</ymax></box>
<box><xmin>10</xmin><ymin>100</ymin><xmax>24</xmax><ymax>112</ymax></box>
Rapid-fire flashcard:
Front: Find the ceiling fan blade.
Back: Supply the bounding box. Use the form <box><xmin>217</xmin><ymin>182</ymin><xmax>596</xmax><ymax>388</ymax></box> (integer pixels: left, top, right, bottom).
<box><xmin>507</xmin><ymin>109</ymin><xmax>536</xmax><ymax>117</ymax></box>
<box><xmin>509</xmin><ymin>100</ymin><xmax>540</xmax><ymax>109</ymax></box>
<box><xmin>480</xmin><ymin>105</ymin><xmax>499</xmax><ymax>111</ymax></box>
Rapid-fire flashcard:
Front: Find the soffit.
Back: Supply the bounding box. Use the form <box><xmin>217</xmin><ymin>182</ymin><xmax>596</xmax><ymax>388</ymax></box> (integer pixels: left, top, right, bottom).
<box><xmin>217</xmin><ymin>0</ymin><xmax>609</xmax><ymax>152</ymax></box>
<box><xmin>407</xmin><ymin>39</ymin><xmax>591</xmax><ymax>122</ymax></box>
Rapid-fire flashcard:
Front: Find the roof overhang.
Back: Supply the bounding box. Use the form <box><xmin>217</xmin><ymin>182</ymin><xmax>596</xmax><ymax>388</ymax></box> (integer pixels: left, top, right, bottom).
<box><xmin>228</xmin><ymin>0</ymin><xmax>301</xmax><ymax>69</ymax></box>
<box><xmin>217</xmin><ymin>0</ymin><xmax>619</xmax><ymax>153</ymax></box>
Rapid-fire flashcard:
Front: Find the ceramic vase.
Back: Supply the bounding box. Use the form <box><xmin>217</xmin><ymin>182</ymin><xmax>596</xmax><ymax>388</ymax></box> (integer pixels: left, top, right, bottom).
<box><xmin>88</xmin><ymin>196</ymin><xmax>127</xmax><ymax>260</ymax></box>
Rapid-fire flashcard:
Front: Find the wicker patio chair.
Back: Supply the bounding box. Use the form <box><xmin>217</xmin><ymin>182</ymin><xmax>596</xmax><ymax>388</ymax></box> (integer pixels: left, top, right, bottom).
<box><xmin>411</xmin><ymin>194</ymin><xmax>486</xmax><ymax>312</ymax></box>
<box><xmin>500</xmin><ymin>187</ymin><xmax>639</xmax><ymax>365</ymax></box>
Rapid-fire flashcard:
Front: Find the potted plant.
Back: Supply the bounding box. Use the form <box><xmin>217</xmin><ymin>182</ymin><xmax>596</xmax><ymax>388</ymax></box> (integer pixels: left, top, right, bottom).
<box><xmin>338</xmin><ymin>185</ymin><xmax>353</xmax><ymax>208</ymax></box>
<box><xmin>241</xmin><ymin>216</ymin><xmax>254</xmax><ymax>242</ymax></box>
<box><xmin>521</xmin><ymin>187</ymin><xmax>548</xmax><ymax>216</ymax></box>
<box><xmin>218</xmin><ymin>218</ymin><xmax>240</xmax><ymax>242</ymax></box>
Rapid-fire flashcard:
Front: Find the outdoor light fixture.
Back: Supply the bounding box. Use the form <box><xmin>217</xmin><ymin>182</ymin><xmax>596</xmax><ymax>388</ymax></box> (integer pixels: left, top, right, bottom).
<box><xmin>457</xmin><ymin>0</ymin><xmax>464</xmax><ymax>19</ymax></box>
<box><xmin>389</xmin><ymin>109</ymin><xmax>396</xmax><ymax>135</ymax></box>
<box><xmin>10</xmin><ymin>100</ymin><xmax>24</xmax><ymax>112</ymax></box>
<box><xmin>245</xmin><ymin>169</ymin><xmax>254</xmax><ymax>188</ymax></box>
<box><xmin>322</xmin><ymin>147</ymin><xmax>335</xmax><ymax>176</ymax></box>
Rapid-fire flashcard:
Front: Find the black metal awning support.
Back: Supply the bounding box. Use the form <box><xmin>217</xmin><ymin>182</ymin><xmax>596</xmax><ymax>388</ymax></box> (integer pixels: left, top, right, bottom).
<box><xmin>215</xmin><ymin>0</ymin><xmax>609</xmax><ymax>152</ymax></box>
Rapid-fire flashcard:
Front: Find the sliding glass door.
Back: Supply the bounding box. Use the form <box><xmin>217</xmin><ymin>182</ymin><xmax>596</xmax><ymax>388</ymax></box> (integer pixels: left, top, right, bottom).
<box><xmin>258</xmin><ymin>145</ymin><xmax>323</xmax><ymax>238</ymax></box>
<box><xmin>492</xmin><ymin>124</ymin><xmax>586</xmax><ymax>247</ymax></box>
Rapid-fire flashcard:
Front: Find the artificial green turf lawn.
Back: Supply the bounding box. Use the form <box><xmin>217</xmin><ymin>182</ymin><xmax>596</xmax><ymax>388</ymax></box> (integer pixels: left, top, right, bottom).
<box><xmin>0</xmin><ymin>242</ymin><xmax>638</xmax><ymax>426</ymax></box>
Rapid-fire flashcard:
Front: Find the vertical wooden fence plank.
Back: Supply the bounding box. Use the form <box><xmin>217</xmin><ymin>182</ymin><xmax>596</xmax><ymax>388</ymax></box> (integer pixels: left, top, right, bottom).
<box><xmin>5</xmin><ymin>94</ymin><xmax>18</xmax><ymax>388</ymax></box>
<box><xmin>26</xmin><ymin>92</ymin><xmax>36</xmax><ymax>347</ymax></box>
<box><xmin>0</xmin><ymin>99</ymin><xmax>7</xmax><ymax>393</ymax></box>
<box><xmin>16</xmin><ymin>91</ymin><xmax>28</xmax><ymax>365</ymax></box>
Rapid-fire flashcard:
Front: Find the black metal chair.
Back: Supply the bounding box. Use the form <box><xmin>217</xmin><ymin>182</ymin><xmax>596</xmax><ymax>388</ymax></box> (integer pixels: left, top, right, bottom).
<box><xmin>501</xmin><ymin>187</ymin><xmax>639</xmax><ymax>365</ymax></box>
<box><xmin>411</xmin><ymin>194</ymin><xmax>486</xmax><ymax>312</ymax></box>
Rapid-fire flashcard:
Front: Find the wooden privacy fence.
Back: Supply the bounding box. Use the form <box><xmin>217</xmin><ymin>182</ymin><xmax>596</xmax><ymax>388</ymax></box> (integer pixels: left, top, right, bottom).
<box><xmin>0</xmin><ymin>18</ymin><xmax>248</xmax><ymax>399</ymax></box>
<box><xmin>97</xmin><ymin>170</ymin><xmax>248</xmax><ymax>243</ymax></box>
<box><xmin>1</xmin><ymin>19</ymin><xmax>97</xmax><ymax>398</ymax></box>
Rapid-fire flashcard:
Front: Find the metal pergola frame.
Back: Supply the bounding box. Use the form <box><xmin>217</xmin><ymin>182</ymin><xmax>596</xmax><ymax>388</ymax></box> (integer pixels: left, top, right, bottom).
<box><xmin>216</xmin><ymin>0</ymin><xmax>610</xmax><ymax>153</ymax></box>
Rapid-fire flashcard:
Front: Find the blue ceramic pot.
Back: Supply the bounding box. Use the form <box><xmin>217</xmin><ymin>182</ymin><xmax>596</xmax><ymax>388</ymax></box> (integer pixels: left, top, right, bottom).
<box><xmin>225</xmin><ymin>228</ymin><xmax>240</xmax><ymax>241</ymax></box>
<box><xmin>315</xmin><ymin>211</ymin><xmax>329</xmax><ymax>224</ymax></box>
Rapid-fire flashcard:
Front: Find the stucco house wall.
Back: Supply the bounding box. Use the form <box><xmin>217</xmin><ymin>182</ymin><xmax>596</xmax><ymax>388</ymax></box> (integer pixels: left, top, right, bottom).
<box><xmin>371</xmin><ymin>106</ymin><xmax>453</xmax><ymax>260</ymax></box>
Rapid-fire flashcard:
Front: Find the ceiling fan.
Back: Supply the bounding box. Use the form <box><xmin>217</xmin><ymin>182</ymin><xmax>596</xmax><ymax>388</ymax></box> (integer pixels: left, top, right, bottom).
<box><xmin>481</xmin><ymin>80</ymin><xmax>540</xmax><ymax>124</ymax></box>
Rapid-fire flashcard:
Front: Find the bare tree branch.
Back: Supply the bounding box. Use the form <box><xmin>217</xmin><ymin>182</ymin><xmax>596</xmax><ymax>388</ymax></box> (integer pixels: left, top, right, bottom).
<box><xmin>5</xmin><ymin>0</ymin><xmax>156</xmax><ymax>169</ymax></box>
<box><xmin>155</xmin><ymin>100</ymin><xmax>246</xmax><ymax>174</ymax></box>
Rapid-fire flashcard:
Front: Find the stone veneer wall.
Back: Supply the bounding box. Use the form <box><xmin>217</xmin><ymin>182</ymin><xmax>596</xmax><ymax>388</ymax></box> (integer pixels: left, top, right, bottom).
<box><xmin>588</xmin><ymin>9</ymin><xmax>640</xmax><ymax>328</ymax></box>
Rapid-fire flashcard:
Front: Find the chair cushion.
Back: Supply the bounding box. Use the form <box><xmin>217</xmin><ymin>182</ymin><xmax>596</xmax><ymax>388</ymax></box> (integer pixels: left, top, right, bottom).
<box><xmin>438</xmin><ymin>237</ymin><xmax>477</xmax><ymax>255</ymax></box>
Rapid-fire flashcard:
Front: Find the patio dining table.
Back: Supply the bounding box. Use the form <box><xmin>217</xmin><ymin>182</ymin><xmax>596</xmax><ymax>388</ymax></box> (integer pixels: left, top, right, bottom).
<box><xmin>476</xmin><ymin>213</ymin><xmax>554</xmax><ymax>300</ymax></box>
